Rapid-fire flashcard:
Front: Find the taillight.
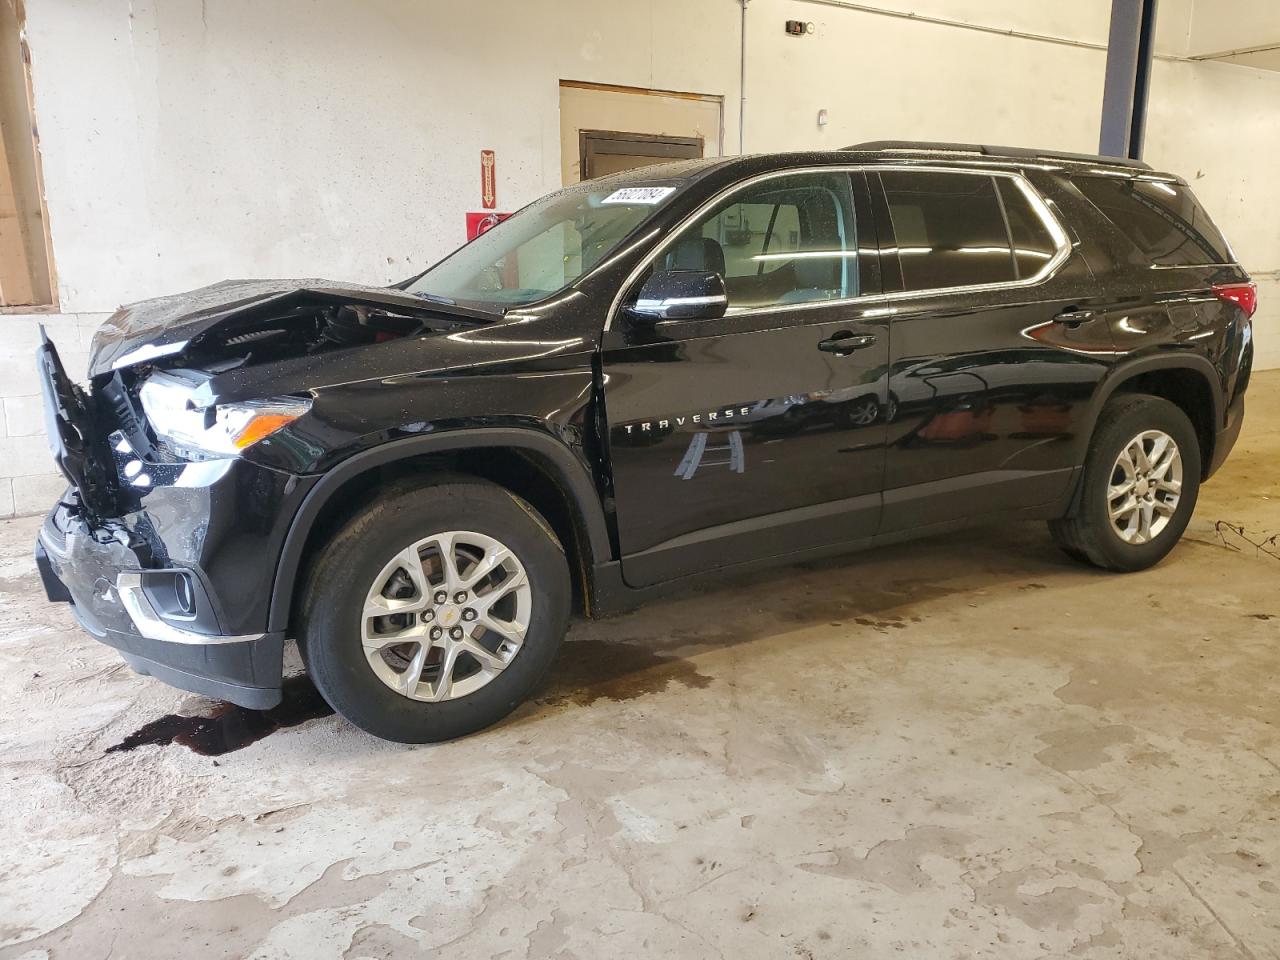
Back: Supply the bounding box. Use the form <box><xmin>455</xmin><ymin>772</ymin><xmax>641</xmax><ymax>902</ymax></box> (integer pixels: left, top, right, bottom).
<box><xmin>1212</xmin><ymin>282</ymin><xmax>1257</xmax><ymax>318</ymax></box>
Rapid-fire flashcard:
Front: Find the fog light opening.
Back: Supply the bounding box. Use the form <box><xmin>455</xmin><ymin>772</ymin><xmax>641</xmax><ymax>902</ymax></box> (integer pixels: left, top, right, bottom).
<box><xmin>174</xmin><ymin>573</ymin><xmax>196</xmax><ymax>617</ymax></box>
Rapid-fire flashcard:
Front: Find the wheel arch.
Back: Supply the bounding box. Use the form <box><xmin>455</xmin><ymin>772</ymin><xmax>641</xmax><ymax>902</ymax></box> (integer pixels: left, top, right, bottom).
<box><xmin>1083</xmin><ymin>353</ymin><xmax>1223</xmax><ymax>479</ymax></box>
<box><xmin>268</xmin><ymin>430</ymin><xmax>613</xmax><ymax>634</ymax></box>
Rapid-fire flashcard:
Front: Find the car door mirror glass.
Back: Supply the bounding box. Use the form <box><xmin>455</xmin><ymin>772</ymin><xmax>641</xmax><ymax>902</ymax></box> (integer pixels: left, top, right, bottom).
<box><xmin>626</xmin><ymin>270</ymin><xmax>728</xmax><ymax>322</ymax></box>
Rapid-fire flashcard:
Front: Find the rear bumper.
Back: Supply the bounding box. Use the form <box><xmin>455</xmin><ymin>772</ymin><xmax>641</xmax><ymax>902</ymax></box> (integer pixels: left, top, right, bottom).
<box><xmin>1207</xmin><ymin>391</ymin><xmax>1245</xmax><ymax>479</ymax></box>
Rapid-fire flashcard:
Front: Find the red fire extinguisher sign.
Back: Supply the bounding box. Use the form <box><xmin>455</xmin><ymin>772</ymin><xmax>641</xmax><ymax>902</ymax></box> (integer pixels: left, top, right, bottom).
<box><xmin>466</xmin><ymin>211</ymin><xmax>511</xmax><ymax>240</ymax></box>
<box><xmin>480</xmin><ymin>150</ymin><xmax>497</xmax><ymax>209</ymax></box>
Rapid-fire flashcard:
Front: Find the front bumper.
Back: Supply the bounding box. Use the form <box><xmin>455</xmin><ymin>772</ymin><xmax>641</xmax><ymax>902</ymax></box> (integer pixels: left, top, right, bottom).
<box><xmin>37</xmin><ymin>514</ymin><xmax>285</xmax><ymax>709</ymax></box>
<box><xmin>34</xmin><ymin>454</ymin><xmax>313</xmax><ymax>709</ymax></box>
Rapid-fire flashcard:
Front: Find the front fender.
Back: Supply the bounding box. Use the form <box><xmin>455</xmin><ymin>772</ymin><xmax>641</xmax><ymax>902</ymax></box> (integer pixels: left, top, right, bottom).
<box><xmin>266</xmin><ymin>427</ymin><xmax>612</xmax><ymax>633</ymax></box>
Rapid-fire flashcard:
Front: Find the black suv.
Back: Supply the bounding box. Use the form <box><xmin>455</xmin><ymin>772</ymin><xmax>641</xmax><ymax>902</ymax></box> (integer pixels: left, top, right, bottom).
<box><xmin>36</xmin><ymin>141</ymin><xmax>1255</xmax><ymax>742</ymax></box>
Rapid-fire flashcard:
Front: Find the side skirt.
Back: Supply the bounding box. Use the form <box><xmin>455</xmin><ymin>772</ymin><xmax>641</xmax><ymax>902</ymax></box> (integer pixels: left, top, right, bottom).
<box><xmin>587</xmin><ymin>466</ymin><xmax>1081</xmax><ymax>618</ymax></box>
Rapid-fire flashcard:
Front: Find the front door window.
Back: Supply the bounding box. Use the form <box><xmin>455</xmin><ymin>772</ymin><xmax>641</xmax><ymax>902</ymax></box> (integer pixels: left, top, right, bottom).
<box><xmin>658</xmin><ymin>171</ymin><xmax>863</xmax><ymax>312</ymax></box>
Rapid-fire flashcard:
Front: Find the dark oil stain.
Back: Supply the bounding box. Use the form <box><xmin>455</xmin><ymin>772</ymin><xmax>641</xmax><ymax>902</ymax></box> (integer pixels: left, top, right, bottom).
<box><xmin>536</xmin><ymin>637</ymin><xmax>712</xmax><ymax>707</ymax></box>
<box><xmin>854</xmin><ymin>616</ymin><xmax>907</xmax><ymax>630</ymax></box>
<box><xmin>533</xmin><ymin>567</ymin><xmax>968</xmax><ymax>711</ymax></box>
<box><xmin>105</xmin><ymin>675</ymin><xmax>334</xmax><ymax>756</ymax></box>
<box><xmin>1247</xmin><ymin>613</ymin><xmax>1274</xmax><ymax>621</ymax></box>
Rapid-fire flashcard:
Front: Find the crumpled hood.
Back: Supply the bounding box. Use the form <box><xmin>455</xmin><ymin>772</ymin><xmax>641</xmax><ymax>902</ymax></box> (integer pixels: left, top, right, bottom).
<box><xmin>87</xmin><ymin>278</ymin><xmax>479</xmax><ymax>377</ymax></box>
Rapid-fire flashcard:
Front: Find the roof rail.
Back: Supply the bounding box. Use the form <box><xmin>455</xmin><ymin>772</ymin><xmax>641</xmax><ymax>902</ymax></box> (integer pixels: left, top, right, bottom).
<box><xmin>842</xmin><ymin>140</ymin><xmax>1152</xmax><ymax>171</ymax></box>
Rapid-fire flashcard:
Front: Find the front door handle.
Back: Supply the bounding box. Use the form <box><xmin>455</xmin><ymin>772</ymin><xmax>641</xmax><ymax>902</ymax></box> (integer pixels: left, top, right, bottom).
<box><xmin>1053</xmin><ymin>307</ymin><xmax>1097</xmax><ymax>324</ymax></box>
<box><xmin>817</xmin><ymin>331</ymin><xmax>878</xmax><ymax>355</ymax></box>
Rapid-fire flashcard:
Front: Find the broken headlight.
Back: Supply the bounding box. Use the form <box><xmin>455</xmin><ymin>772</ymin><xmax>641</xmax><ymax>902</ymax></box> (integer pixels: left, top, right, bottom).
<box><xmin>139</xmin><ymin>371</ymin><xmax>311</xmax><ymax>458</ymax></box>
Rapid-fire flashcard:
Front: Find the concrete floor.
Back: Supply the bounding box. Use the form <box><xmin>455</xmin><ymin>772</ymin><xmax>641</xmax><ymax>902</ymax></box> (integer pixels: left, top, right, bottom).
<box><xmin>1</xmin><ymin>373</ymin><xmax>1278</xmax><ymax>960</ymax></box>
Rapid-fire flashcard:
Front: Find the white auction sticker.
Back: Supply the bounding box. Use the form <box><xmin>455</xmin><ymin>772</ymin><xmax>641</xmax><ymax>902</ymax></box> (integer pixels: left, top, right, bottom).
<box><xmin>600</xmin><ymin>186</ymin><xmax>677</xmax><ymax>205</ymax></box>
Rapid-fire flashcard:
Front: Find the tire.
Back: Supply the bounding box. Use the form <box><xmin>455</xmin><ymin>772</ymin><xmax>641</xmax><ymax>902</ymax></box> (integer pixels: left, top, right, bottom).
<box><xmin>1049</xmin><ymin>394</ymin><xmax>1200</xmax><ymax>572</ymax></box>
<box><xmin>1053</xmin><ymin>543</ymin><xmax>1090</xmax><ymax>565</ymax></box>
<box><xmin>298</xmin><ymin>479</ymin><xmax>571</xmax><ymax>743</ymax></box>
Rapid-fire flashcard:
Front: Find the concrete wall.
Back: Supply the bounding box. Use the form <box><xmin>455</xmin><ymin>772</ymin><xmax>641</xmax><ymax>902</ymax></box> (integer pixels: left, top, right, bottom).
<box><xmin>745</xmin><ymin>2</ymin><xmax>1108</xmax><ymax>156</ymax></box>
<box><xmin>1181</xmin><ymin>0</ymin><xmax>1280</xmax><ymax>58</ymax></box>
<box><xmin>1145</xmin><ymin>55</ymin><xmax>1280</xmax><ymax>371</ymax></box>
<box><xmin>22</xmin><ymin>0</ymin><xmax>743</xmax><ymax>312</ymax></box>
<box><xmin>745</xmin><ymin>0</ymin><xmax>1280</xmax><ymax>372</ymax></box>
<box><xmin>21</xmin><ymin>1</ymin><xmax>1278</xmax><ymax>334</ymax></box>
<box><xmin>2</xmin><ymin>0</ymin><xmax>1277</xmax><ymax>516</ymax></box>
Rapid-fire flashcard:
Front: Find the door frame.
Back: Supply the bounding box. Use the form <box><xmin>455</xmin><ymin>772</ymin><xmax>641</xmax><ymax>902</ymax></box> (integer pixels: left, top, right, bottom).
<box><xmin>863</xmin><ymin>166</ymin><xmax>1105</xmax><ymax>530</ymax></box>
<box><xmin>559</xmin><ymin>79</ymin><xmax>723</xmax><ymax>186</ymax></box>
<box><xmin>578</xmin><ymin>129</ymin><xmax>703</xmax><ymax>182</ymax></box>
<box><xmin>0</xmin><ymin>0</ymin><xmax>57</xmax><ymax>307</ymax></box>
<box><xmin>600</xmin><ymin>169</ymin><xmax>891</xmax><ymax>587</ymax></box>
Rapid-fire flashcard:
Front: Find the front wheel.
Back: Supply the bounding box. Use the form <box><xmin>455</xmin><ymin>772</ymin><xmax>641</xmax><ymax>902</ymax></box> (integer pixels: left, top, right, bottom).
<box><xmin>1049</xmin><ymin>394</ymin><xmax>1201</xmax><ymax>572</ymax></box>
<box><xmin>299</xmin><ymin>479</ymin><xmax>571</xmax><ymax>743</ymax></box>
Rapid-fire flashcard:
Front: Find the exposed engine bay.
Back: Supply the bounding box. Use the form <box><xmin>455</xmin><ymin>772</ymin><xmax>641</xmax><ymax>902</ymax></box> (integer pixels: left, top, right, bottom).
<box><xmin>39</xmin><ymin>280</ymin><xmax>494</xmax><ymax>523</ymax></box>
<box><xmin>179</xmin><ymin>299</ymin><xmax>473</xmax><ymax>373</ymax></box>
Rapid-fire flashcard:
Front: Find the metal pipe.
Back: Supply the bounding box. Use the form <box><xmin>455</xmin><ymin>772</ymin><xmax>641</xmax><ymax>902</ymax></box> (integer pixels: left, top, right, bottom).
<box><xmin>739</xmin><ymin>0</ymin><xmax>748</xmax><ymax>154</ymax></box>
<box><xmin>1188</xmin><ymin>40</ymin><xmax>1280</xmax><ymax>61</ymax></box>
<box><xmin>791</xmin><ymin>0</ymin><xmax>1190</xmax><ymax>62</ymax></box>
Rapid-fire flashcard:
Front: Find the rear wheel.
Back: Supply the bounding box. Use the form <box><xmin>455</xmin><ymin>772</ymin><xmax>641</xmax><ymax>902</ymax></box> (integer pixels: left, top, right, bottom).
<box><xmin>1049</xmin><ymin>394</ymin><xmax>1200</xmax><ymax>571</ymax></box>
<box><xmin>299</xmin><ymin>479</ymin><xmax>570</xmax><ymax>742</ymax></box>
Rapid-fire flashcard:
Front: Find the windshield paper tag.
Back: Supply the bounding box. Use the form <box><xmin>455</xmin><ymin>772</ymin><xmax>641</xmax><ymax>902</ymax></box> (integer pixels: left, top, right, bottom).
<box><xmin>601</xmin><ymin>186</ymin><xmax>676</xmax><ymax>205</ymax></box>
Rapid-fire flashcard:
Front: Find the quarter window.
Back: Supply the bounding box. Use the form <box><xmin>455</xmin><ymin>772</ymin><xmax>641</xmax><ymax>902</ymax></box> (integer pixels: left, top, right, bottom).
<box><xmin>880</xmin><ymin>171</ymin><xmax>1018</xmax><ymax>291</ymax></box>
<box><xmin>1075</xmin><ymin>175</ymin><xmax>1232</xmax><ymax>266</ymax></box>
<box><xmin>659</xmin><ymin>172</ymin><xmax>860</xmax><ymax>311</ymax></box>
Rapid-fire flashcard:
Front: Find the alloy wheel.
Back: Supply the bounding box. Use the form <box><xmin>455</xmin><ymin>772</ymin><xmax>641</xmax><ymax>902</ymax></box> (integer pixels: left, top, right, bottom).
<box><xmin>1107</xmin><ymin>429</ymin><xmax>1183</xmax><ymax>545</ymax></box>
<box><xmin>360</xmin><ymin>530</ymin><xmax>531</xmax><ymax>702</ymax></box>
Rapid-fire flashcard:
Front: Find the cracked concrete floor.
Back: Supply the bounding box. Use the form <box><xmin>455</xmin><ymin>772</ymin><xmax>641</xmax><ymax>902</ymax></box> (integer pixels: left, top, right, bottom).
<box><xmin>2</xmin><ymin>372</ymin><xmax>1278</xmax><ymax>960</ymax></box>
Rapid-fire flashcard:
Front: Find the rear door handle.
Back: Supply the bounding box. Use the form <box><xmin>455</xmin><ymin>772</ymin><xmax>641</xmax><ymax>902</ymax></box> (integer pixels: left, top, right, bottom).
<box><xmin>1053</xmin><ymin>307</ymin><xmax>1097</xmax><ymax>324</ymax></box>
<box><xmin>817</xmin><ymin>331</ymin><xmax>878</xmax><ymax>355</ymax></box>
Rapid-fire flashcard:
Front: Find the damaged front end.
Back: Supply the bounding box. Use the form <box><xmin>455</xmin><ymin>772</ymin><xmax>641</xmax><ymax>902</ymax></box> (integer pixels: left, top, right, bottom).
<box><xmin>43</xmin><ymin>278</ymin><xmax>492</xmax><ymax>515</ymax></box>
<box><xmin>84</xmin><ymin>278</ymin><xmax>494</xmax><ymax>470</ymax></box>
<box><xmin>34</xmin><ymin>278</ymin><xmax>495</xmax><ymax>709</ymax></box>
<box><xmin>36</xmin><ymin>328</ymin><xmax>121</xmax><ymax>524</ymax></box>
<box><xmin>89</xmin><ymin>277</ymin><xmax>493</xmax><ymax>376</ymax></box>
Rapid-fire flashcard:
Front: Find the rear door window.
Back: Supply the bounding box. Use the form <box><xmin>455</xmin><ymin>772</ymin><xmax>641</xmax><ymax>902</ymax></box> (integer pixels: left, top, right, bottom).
<box><xmin>880</xmin><ymin>171</ymin><xmax>1016</xmax><ymax>291</ymax></box>
<box><xmin>996</xmin><ymin>178</ymin><xmax>1058</xmax><ymax>279</ymax></box>
<box><xmin>1075</xmin><ymin>176</ymin><xmax>1233</xmax><ymax>266</ymax></box>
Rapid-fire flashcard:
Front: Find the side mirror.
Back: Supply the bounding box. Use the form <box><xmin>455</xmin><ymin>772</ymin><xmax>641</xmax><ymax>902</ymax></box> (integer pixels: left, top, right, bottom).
<box><xmin>625</xmin><ymin>270</ymin><xmax>728</xmax><ymax>322</ymax></box>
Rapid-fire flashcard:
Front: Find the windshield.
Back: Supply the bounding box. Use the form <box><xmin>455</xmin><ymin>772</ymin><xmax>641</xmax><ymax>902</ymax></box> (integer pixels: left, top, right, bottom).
<box><xmin>406</xmin><ymin>180</ymin><xmax>681</xmax><ymax>308</ymax></box>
